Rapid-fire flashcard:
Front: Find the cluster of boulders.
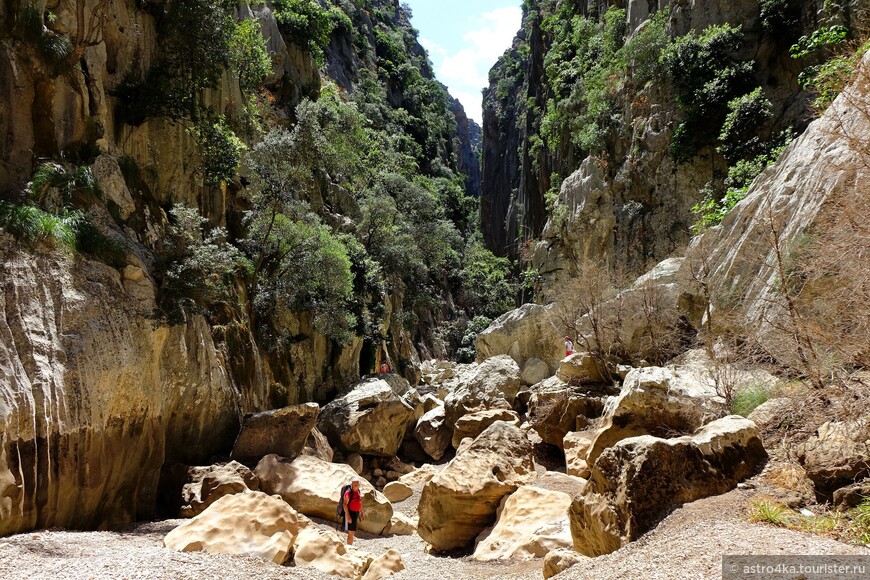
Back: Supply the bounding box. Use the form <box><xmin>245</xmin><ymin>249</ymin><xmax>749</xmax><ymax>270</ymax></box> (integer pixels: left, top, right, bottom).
<box><xmin>163</xmin><ymin>344</ymin><xmax>772</xmax><ymax>578</ymax></box>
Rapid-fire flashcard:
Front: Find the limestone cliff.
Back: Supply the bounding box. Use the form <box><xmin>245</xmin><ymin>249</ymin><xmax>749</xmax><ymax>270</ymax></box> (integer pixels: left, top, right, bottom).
<box><xmin>0</xmin><ymin>242</ymin><xmax>242</xmax><ymax>535</ymax></box>
<box><xmin>0</xmin><ymin>0</ymin><xmax>482</xmax><ymax>535</ymax></box>
<box><xmin>481</xmin><ymin>0</ymin><xmax>866</xmax><ymax>289</ymax></box>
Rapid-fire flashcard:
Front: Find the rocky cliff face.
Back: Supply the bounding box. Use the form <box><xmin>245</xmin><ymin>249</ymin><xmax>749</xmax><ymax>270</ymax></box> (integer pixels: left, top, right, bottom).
<box><xmin>481</xmin><ymin>0</ymin><xmax>865</xmax><ymax>285</ymax></box>
<box><xmin>0</xmin><ymin>243</ymin><xmax>242</xmax><ymax>535</ymax></box>
<box><xmin>0</xmin><ymin>0</ymin><xmax>482</xmax><ymax>535</ymax></box>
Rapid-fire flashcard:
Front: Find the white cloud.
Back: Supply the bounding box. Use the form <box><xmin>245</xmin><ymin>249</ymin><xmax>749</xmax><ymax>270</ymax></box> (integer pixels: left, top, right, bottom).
<box><xmin>429</xmin><ymin>7</ymin><xmax>521</xmax><ymax>124</ymax></box>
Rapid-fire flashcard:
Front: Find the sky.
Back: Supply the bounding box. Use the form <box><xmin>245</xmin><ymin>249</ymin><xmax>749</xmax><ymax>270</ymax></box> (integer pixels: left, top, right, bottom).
<box><xmin>403</xmin><ymin>0</ymin><xmax>522</xmax><ymax>125</ymax></box>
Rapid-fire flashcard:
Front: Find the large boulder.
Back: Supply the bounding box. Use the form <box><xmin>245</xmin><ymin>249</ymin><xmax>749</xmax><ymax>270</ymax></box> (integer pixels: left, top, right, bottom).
<box><xmin>383</xmin><ymin>481</ymin><xmax>413</xmax><ymax>503</ymax></box>
<box><xmin>300</xmin><ymin>427</ymin><xmax>334</xmax><ymax>462</ymax></box>
<box><xmin>255</xmin><ymin>454</ymin><xmax>393</xmax><ymax>534</ymax></box>
<box><xmin>556</xmin><ymin>353</ymin><xmax>608</xmax><ymax>384</ymax></box>
<box><xmin>452</xmin><ymin>409</ymin><xmax>521</xmax><ymax>448</ymax></box>
<box><xmin>417</xmin><ymin>422</ymin><xmax>536</xmax><ymax>551</ymax></box>
<box><xmin>293</xmin><ymin>526</ymin><xmax>373</xmax><ymax>579</ymax></box>
<box><xmin>570</xmin><ymin>416</ymin><xmax>767</xmax><ymax>556</ymax></box>
<box><xmin>543</xmin><ymin>548</ymin><xmax>589</xmax><ymax>579</ymax></box>
<box><xmin>526</xmin><ymin>377</ymin><xmax>609</xmax><ymax>447</ymax></box>
<box><xmin>472</xmin><ymin>485</ymin><xmax>572</xmax><ymax>561</ymax></box>
<box><xmin>563</xmin><ymin>431</ymin><xmax>596</xmax><ymax>479</ymax></box>
<box><xmin>179</xmin><ymin>461</ymin><xmax>259</xmax><ymax>518</ymax></box>
<box><xmin>444</xmin><ymin>355</ymin><xmax>522</xmax><ymax>427</ymax></box>
<box><xmin>318</xmin><ymin>378</ymin><xmax>417</xmax><ymax>457</ymax></box>
<box><xmin>231</xmin><ymin>403</ymin><xmax>319</xmax><ymax>466</ymax></box>
<box><xmin>587</xmin><ymin>365</ymin><xmax>724</xmax><ymax>465</ymax></box>
<box><xmin>385</xmin><ymin>512</ymin><xmax>417</xmax><ymax>536</ymax></box>
<box><xmin>521</xmin><ymin>357</ymin><xmax>552</xmax><ymax>386</ymax></box>
<box><xmin>164</xmin><ymin>491</ymin><xmax>308</xmax><ymax>565</ymax></box>
<box><xmin>798</xmin><ymin>419</ymin><xmax>870</xmax><ymax>495</ymax></box>
<box><xmin>475</xmin><ymin>303</ymin><xmax>563</xmax><ymax>371</ymax></box>
<box><xmin>363</xmin><ymin>549</ymin><xmax>406</xmax><ymax>580</ymax></box>
<box><xmin>414</xmin><ymin>405</ymin><xmax>452</xmax><ymax>461</ymax></box>
<box><xmin>833</xmin><ymin>479</ymin><xmax>870</xmax><ymax>510</ymax></box>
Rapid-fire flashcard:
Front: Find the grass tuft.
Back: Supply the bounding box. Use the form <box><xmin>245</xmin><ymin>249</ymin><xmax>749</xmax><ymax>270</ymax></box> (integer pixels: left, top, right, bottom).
<box><xmin>731</xmin><ymin>384</ymin><xmax>771</xmax><ymax>417</ymax></box>
<box><xmin>0</xmin><ymin>201</ymin><xmax>84</xmax><ymax>250</ymax></box>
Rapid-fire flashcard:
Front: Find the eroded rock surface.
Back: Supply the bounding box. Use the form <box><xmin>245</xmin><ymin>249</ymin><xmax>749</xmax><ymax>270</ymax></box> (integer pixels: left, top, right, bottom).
<box><xmin>179</xmin><ymin>461</ymin><xmax>259</xmax><ymax>518</ymax></box>
<box><xmin>318</xmin><ymin>378</ymin><xmax>417</xmax><ymax>457</ymax></box>
<box><xmin>231</xmin><ymin>403</ymin><xmax>319</xmax><ymax>466</ymax></box>
<box><xmin>570</xmin><ymin>416</ymin><xmax>767</xmax><ymax>556</ymax></box>
<box><xmin>255</xmin><ymin>454</ymin><xmax>393</xmax><ymax>534</ymax></box>
<box><xmin>165</xmin><ymin>491</ymin><xmax>307</xmax><ymax>564</ymax></box>
<box><xmin>417</xmin><ymin>422</ymin><xmax>536</xmax><ymax>551</ymax></box>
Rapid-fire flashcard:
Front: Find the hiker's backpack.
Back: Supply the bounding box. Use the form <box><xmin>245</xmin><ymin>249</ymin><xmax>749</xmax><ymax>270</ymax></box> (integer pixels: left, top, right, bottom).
<box><xmin>336</xmin><ymin>484</ymin><xmax>352</xmax><ymax>520</ymax></box>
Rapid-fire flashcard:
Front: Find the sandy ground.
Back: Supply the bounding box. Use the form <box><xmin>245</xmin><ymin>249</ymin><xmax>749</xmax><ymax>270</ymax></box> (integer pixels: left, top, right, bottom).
<box><xmin>1</xmin><ymin>488</ymin><xmax>867</xmax><ymax>580</ymax></box>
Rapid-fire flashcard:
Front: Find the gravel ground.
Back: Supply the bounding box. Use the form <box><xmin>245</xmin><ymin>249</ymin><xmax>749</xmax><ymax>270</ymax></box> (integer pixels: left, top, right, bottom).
<box><xmin>558</xmin><ymin>489</ymin><xmax>870</xmax><ymax>580</ymax></box>
<box><xmin>1</xmin><ymin>488</ymin><xmax>866</xmax><ymax>580</ymax></box>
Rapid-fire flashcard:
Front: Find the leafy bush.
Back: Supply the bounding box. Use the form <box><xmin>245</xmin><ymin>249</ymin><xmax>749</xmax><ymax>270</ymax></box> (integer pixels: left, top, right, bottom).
<box><xmin>232</xmin><ymin>19</ymin><xmax>272</xmax><ymax>94</ymax></box>
<box><xmin>159</xmin><ymin>205</ymin><xmax>249</xmax><ymax>316</ymax></box>
<box><xmin>459</xmin><ymin>239</ymin><xmax>516</xmax><ymax>319</ymax></box>
<box><xmin>28</xmin><ymin>162</ymin><xmax>100</xmax><ymax>208</ymax></box>
<box><xmin>622</xmin><ymin>10</ymin><xmax>670</xmax><ymax>85</ymax></box>
<box><xmin>662</xmin><ymin>23</ymin><xmax>756</xmax><ymax>162</ymax></box>
<box><xmin>455</xmin><ymin>316</ymin><xmax>493</xmax><ymax>363</ymax></box>
<box><xmin>17</xmin><ymin>4</ymin><xmax>73</xmax><ymax>70</ymax></box>
<box><xmin>759</xmin><ymin>0</ymin><xmax>803</xmax><ymax>36</ymax></box>
<box><xmin>190</xmin><ymin>117</ymin><xmax>246</xmax><ymax>188</ymax></box>
<box><xmin>718</xmin><ymin>87</ymin><xmax>774</xmax><ymax>163</ymax></box>
<box><xmin>273</xmin><ymin>0</ymin><xmax>335</xmax><ymax>64</ymax></box>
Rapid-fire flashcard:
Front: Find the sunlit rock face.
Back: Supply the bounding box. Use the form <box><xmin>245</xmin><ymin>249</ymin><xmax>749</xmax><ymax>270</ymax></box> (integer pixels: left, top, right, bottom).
<box><xmin>0</xmin><ymin>247</ymin><xmax>241</xmax><ymax>535</ymax></box>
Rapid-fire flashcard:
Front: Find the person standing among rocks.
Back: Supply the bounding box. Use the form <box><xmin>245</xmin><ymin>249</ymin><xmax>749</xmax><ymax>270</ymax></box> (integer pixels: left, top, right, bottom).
<box><xmin>343</xmin><ymin>478</ymin><xmax>365</xmax><ymax>545</ymax></box>
<box><xmin>564</xmin><ymin>336</ymin><xmax>575</xmax><ymax>357</ymax></box>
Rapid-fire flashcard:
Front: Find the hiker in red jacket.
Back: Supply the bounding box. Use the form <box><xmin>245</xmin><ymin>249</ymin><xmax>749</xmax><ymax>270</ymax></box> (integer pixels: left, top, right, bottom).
<box><xmin>565</xmin><ymin>336</ymin><xmax>575</xmax><ymax>357</ymax></box>
<box><xmin>343</xmin><ymin>478</ymin><xmax>365</xmax><ymax>545</ymax></box>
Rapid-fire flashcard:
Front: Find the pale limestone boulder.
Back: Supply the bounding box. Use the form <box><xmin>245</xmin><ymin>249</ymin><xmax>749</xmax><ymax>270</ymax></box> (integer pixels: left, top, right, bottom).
<box><xmin>231</xmin><ymin>403</ymin><xmax>319</xmax><ymax>466</ymax></box>
<box><xmin>455</xmin><ymin>437</ymin><xmax>474</xmax><ymax>456</ymax></box>
<box><xmin>587</xmin><ymin>365</ymin><xmax>725</xmax><ymax>465</ymax></box>
<box><xmin>347</xmin><ymin>453</ymin><xmax>364</xmax><ymax>475</ymax></box>
<box><xmin>421</xmin><ymin>393</ymin><xmax>443</xmax><ymax>412</ymax></box>
<box><xmin>180</xmin><ymin>461</ymin><xmax>259</xmax><ymax>518</ymax></box>
<box><xmin>397</xmin><ymin>464</ymin><xmax>438</xmax><ymax>487</ymax></box>
<box><xmin>452</xmin><ymin>409</ymin><xmax>521</xmax><ymax>448</ymax></box>
<box><xmin>301</xmin><ymin>427</ymin><xmax>334</xmax><ymax>462</ymax></box>
<box><xmin>798</xmin><ymin>419</ymin><xmax>870</xmax><ymax>494</ymax></box>
<box><xmin>563</xmin><ymin>431</ymin><xmax>596</xmax><ymax>479</ymax></box>
<box><xmin>385</xmin><ymin>512</ymin><xmax>417</xmax><ymax>536</ymax></box>
<box><xmin>556</xmin><ymin>353</ymin><xmax>607</xmax><ymax>384</ymax></box>
<box><xmin>521</xmin><ymin>357</ymin><xmax>551</xmax><ymax>386</ymax></box>
<box><xmin>475</xmin><ymin>303</ymin><xmax>563</xmax><ymax>371</ymax></box>
<box><xmin>570</xmin><ymin>416</ymin><xmax>767</xmax><ymax>556</ymax></box>
<box><xmin>417</xmin><ymin>422</ymin><xmax>536</xmax><ymax>551</ymax></box>
<box><xmin>383</xmin><ymin>481</ymin><xmax>413</xmax><ymax>503</ymax></box>
<box><xmin>543</xmin><ymin>548</ymin><xmax>589</xmax><ymax>579</ymax></box>
<box><xmin>526</xmin><ymin>377</ymin><xmax>609</xmax><ymax>447</ymax></box>
<box><xmin>473</xmin><ymin>485</ymin><xmax>572</xmax><ymax>561</ymax></box>
<box><xmin>318</xmin><ymin>378</ymin><xmax>417</xmax><ymax>457</ymax></box>
<box><xmin>363</xmin><ymin>549</ymin><xmax>406</xmax><ymax>580</ymax></box>
<box><xmin>444</xmin><ymin>355</ymin><xmax>522</xmax><ymax>427</ymax></box>
<box><xmin>164</xmin><ymin>491</ymin><xmax>307</xmax><ymax>565</ymax></box>
<box><xmin>255</xmin><ymin>454</ymin><xmax>393</xmax><ymax>534</ymax></box>
<box><xmin>414</xmin><ymin>405</ymin><xmax>452</xmax><ymax>461</ymax></box>
<box><xmin>293</xmin><ymin>526</ymin><xmax>372</xmax><ymax>579</ymax></box>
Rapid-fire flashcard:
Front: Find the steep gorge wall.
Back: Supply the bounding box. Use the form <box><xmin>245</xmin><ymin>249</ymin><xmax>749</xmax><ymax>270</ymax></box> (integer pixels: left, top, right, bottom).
<box><xmin>0</xmin><ymin>242</ymin><xmax>242</xmax><ymax>535</ymax></box>
<box><xmin>481</xmin><ymin>0</ymin><xmax>865</xmax><ymax>288</ymax></box>
<box><xmin>0</xmin><ymin>0</ymin><xmax>482</xmax><ymax>535</ymax></box>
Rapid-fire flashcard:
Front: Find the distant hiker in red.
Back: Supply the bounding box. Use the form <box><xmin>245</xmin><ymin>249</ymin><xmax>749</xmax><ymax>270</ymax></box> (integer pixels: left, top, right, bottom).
<box><xmin>380</xmin><ymin>361</ymin><xmax>390</xmax><ymax>374</ymax></box>
<box><xmin>564</xmin><ymin>336</ymin><xmax>575</xmax><ymax>357</ymax></box>
<box><xmin>343</xmin><ymin>478</ymin><xmax>364</xmax><ymax>545</ymax></box>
